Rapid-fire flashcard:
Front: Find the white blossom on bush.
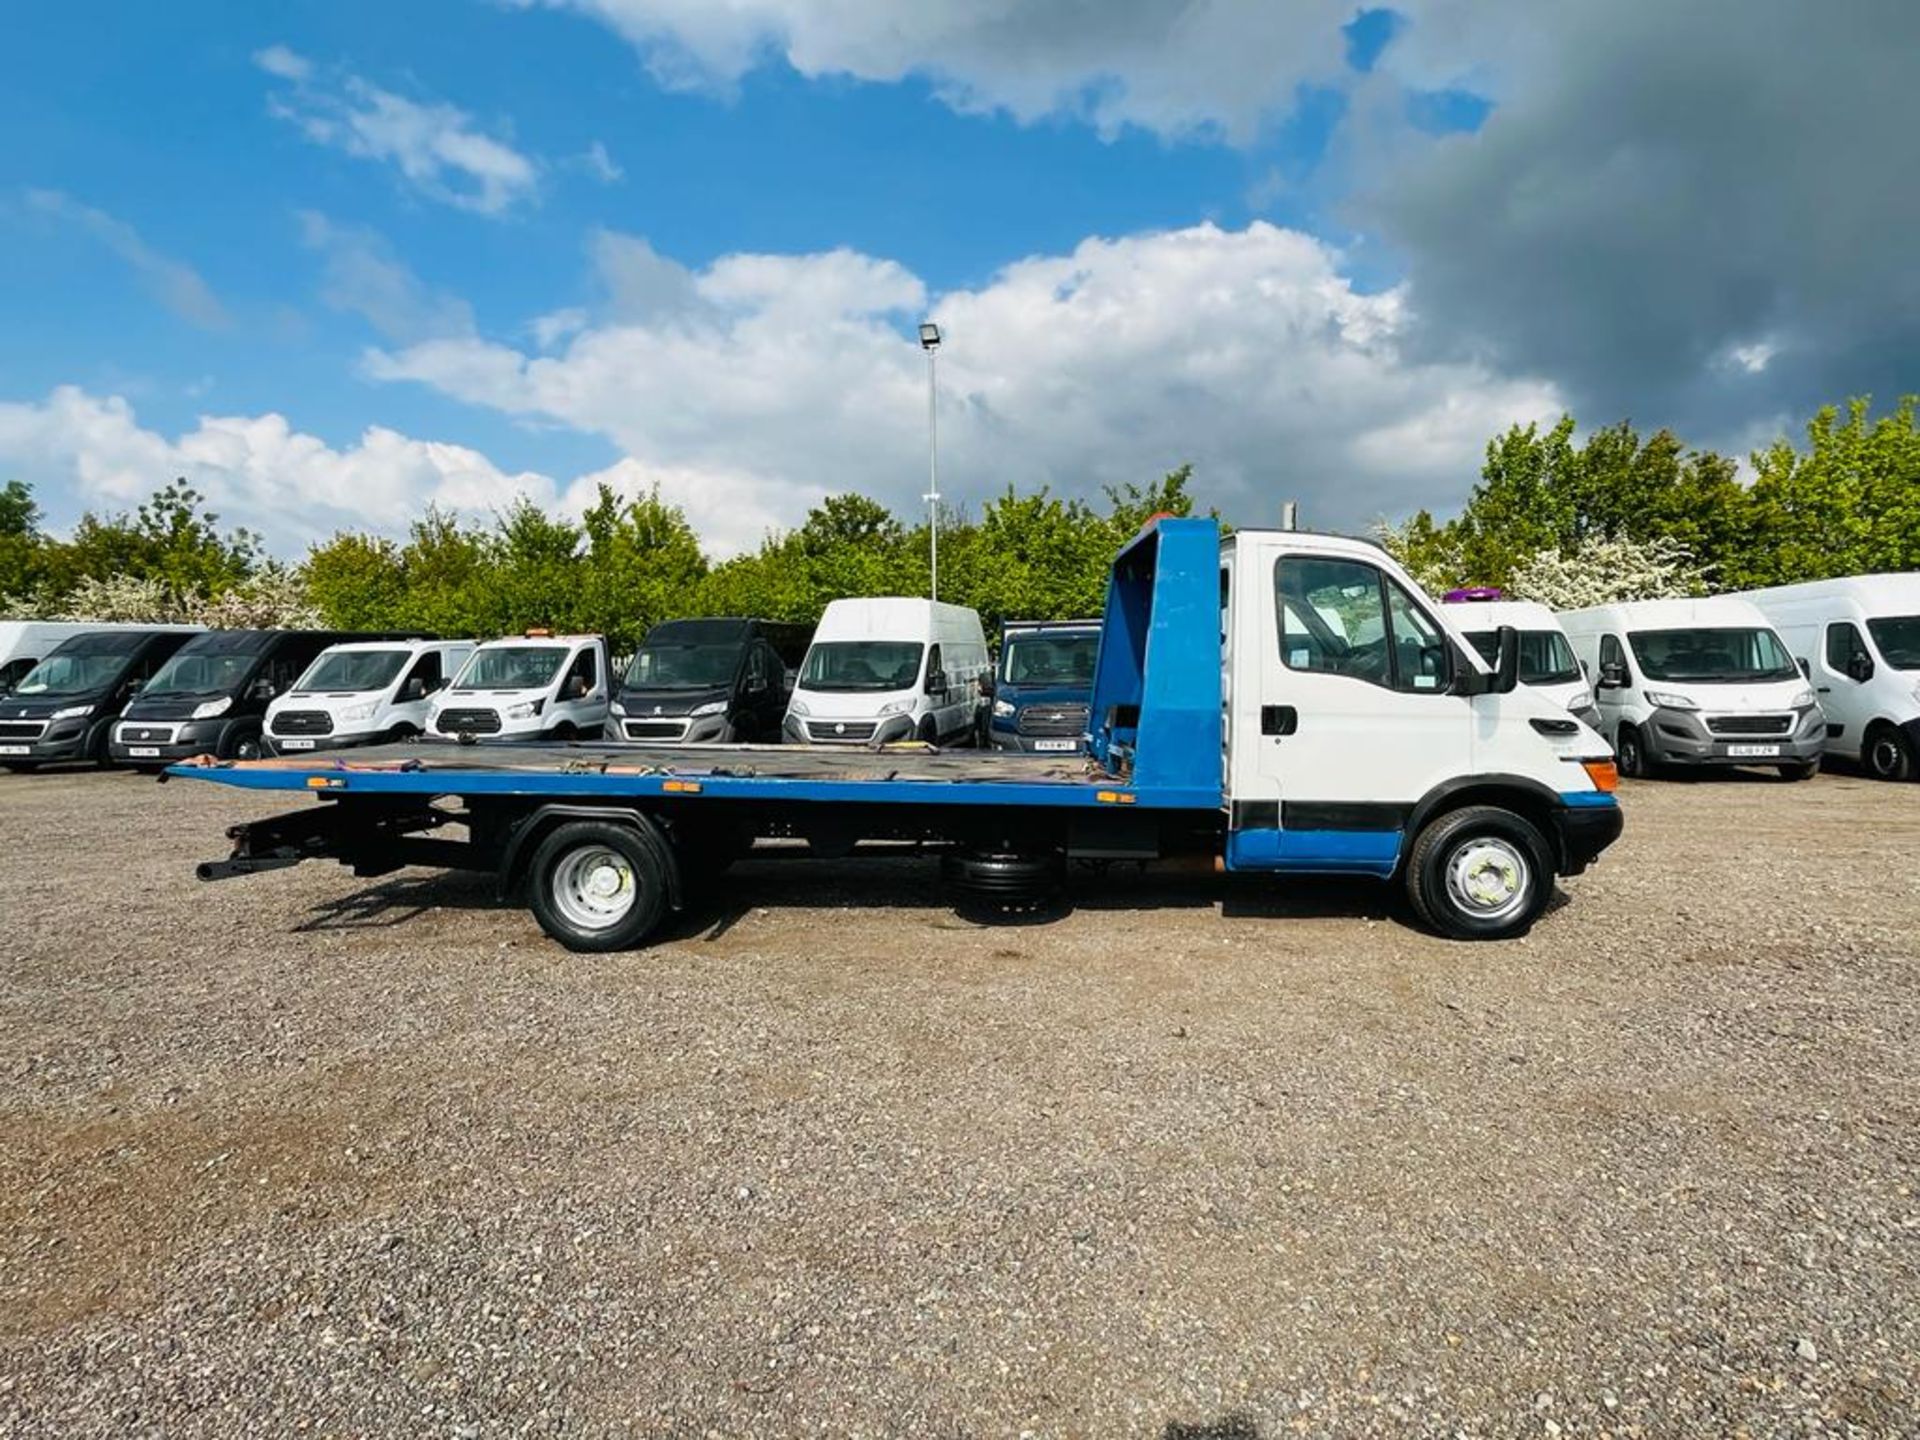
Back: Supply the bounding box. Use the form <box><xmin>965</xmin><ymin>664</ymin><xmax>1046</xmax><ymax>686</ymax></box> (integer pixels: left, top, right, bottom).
<box><xmin>1507</xmin><ymin>535</ymin><xmax>1711</xmax><ymax>610</ymax></box>
<box><xmin>0</xmin><ymin>566</ymin><xmax>321</xmax><ymax>628</ymax></box>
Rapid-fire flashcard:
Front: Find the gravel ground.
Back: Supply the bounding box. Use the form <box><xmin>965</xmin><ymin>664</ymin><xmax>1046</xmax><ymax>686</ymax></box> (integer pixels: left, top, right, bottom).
<box><xmin>0</xmin><ymin>766</ymin><xmax>1915</xmax><ymax>1438</ymax></box>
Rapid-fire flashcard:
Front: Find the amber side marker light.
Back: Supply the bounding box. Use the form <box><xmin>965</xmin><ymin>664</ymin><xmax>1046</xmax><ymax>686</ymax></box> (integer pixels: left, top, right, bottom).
<box><xmin>1582</xmin><ymin>759</ymin><xmax>1619</xmax><ymax>792</ymax></box>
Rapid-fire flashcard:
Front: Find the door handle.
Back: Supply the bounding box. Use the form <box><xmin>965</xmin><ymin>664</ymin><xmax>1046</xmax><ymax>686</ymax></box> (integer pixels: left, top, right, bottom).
<box><xmin>1816</xmin><ymin>687</ymin><xmax>1831</xmax><ymax>694</ymax></box>
<box><xmin>1260</xmin><ymin>704</ymin><xmax>1298</xmax><ymax>736</ymax></box>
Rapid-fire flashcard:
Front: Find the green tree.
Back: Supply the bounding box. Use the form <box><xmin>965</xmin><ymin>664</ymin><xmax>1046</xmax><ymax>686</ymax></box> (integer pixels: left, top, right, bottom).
<box><xmin>305</xmin><ymin>532</ymin><xmax>410</xmax><ymax>630</ymax></box>
<box><xmin>1742</xmin><ymin>396</ymin><xmax>1920</xmax><ymax>585</ymax></box>
<box><xmin>577</xmin><ymin>484</ymin><xmax>709</xmax><ymax>651</ymax></box>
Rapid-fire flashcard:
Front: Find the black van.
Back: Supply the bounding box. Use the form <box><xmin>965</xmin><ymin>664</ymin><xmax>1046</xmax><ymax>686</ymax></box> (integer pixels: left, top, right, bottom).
<box><xmin>0</xmin><ymin>628</ymin><xmax>200</xmax><ymax>769</ymax></box>
<box><xmin>612</xmin><ymin>618</ymin><xmax>813</xmax><ymax>743</ymax></box>
<box><xmin>109</xmin><ymin>629</ymin><xmax>416</xmax><ymax>767</ymax></box>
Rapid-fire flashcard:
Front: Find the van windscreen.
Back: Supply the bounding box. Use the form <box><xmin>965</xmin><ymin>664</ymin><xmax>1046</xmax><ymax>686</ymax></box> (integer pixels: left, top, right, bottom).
<box><xmin>296</xmin><ymin>649</ymin><xmax>410</xmax><ymax>693</ymax></box>
<box><xmin>625</xmin><ymin>641</ymin><xmax>742</xmax><ymax>689</ymax></box>
<box><xmin>799</xmin><ymin>642</ymin><xmax>923</xmax><ymax>692</ymax></box>
<box><xmin>1002</xmin><ymin>633</ymin><xmax>1099</xmax><ymax>686</ymax></box>
<box><xmin>1462</xmin><ymin>629</ymin><xmax>1580</xmax><ymax>685</ymax></box>
<box><xmin>146</xmin><ymin>649</ymin><xmax>256</xmax><ymax>696</ymax></box>
<box><xmin>13</xmin><ymin>649</ymin><xmax>131</xmax><ymax>696</ymax></box>
<box><xmin>1866</xmin><ymin>616</ymin><xmax>1920</xmax><ymax>670</ymax></box>
<box><xmin>1628</xmin><ymin>627</ymin><xmax>1798</xmax><ymax>683</ymax></box>
<box><xmin>453</xmin><ymin>647</ymin><xmax>566</xmax><ymax>691</ymax></box>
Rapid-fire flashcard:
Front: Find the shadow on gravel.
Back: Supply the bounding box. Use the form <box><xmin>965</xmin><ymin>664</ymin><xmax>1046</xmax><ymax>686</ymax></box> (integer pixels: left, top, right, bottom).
<box><xmin>1164</xmin><ymin>1415</ymin><xmax>1261</xmax><ymax>1440</ymax></box>
<box><xmin>294</xmin><ymin>871</ymin><xmax>502</xmax><ymax>932</ymax></box>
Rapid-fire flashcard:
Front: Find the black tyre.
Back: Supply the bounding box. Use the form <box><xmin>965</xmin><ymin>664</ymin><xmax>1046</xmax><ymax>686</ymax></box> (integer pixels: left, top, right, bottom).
<box><xmin>1864</xmin><ymin>724</ymin><xmax>1914</xmax><ymax>782</ymax></box>
<box><xmin>526</xmin><ymin>820</ymin><xmax>671</xmax><ymax>953</ymax></box>
<box><xmin>1405</xmin><ymin>805</ymin><xmax>1553</xmax><ymax>941</ymax></box>
<box><xmin>224</xmin><ymin>729</ymin><xmax>263</xmax><ymax>762</ymax></box>
<box><xmin>1614</xmin><ymin>725</ymin><xmax>1649</xmax><ymax>779</ymax></box>
<box><xmin>916</xmin><ymin>716</ymin><xmax>940</xmax><ymax>747</ymax></box>
<box><xmin>1777</xmin><ymin>759</ymin><xmax>1820</xmax><ymax>781</ymax></box>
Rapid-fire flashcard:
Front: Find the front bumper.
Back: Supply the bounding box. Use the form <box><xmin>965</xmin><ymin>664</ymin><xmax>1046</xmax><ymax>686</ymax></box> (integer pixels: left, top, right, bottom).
<box><xmin>1552</xmin><ymin>797</ymin><xmax>1623</xmax><ymax>875</ymax></box>
<box><xmin>1642</xmin><ymin>706</ymin><xmax>1825</xmax><ymax>767</ymax></box>
<box><xmin>988</xmin><ymin>726</ymin><xmax>1085</xmax><ymax>754</ymax></box>
<box><xmin>0</xmin><ymin>717</ymin><xmax>95</xmax><ymax>765</ymax></box>
<box><xmin>616</xmin><ymin>712</ymin><xmax>731</xmax><ymax>744</ymax></box>
<box><xmin>109</xmin><ymin>718</ymin><xmax>237</xmax><ymax>765</ymax></box>
<box><xmin>265</xmin><ymin>730</ymin><xmax>384</xmax><ymax>756</ymax></box>
<box><xmin>782</xmin><ymin>714</ymin><xmax>915</xmax><ymax>745</ymax></box>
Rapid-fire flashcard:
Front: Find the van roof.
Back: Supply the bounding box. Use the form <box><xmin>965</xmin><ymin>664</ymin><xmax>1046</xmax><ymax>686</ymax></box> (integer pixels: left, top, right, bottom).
<box><xmin>814</xmin><ymin>597</ymin><xmax>983</xmax><ymax>638</ymax></box>
<box><xmin>320</xmin><ymin>637</ymin><xmax>473</xmax><ymax>654</ymax></box>
<box><xmin>474</xmin><ymin>633</ymin><xmax>600</xmax><ymax>647</ymax></box>
<box><xmin>1557</xmin><ymin>595</ymin><xmax>1770</xmax><ymax>629</ymax></box>
<box><xmin>1740</xmin><ymin>572</ymin><xmax>1920</xmax><ymax>608</ymax></box>
<box><xmin>1444</xmin><ymin>598</ymin><xmax>1562</xmax><ymax>630</ymax></box>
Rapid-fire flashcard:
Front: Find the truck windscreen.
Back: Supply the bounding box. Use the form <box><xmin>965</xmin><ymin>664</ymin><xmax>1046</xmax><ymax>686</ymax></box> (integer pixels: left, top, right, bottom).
<box><xmin>625</xmin><ymin>642</ymin><xmax>741</xmax><ymax>689</ymax></box>
<box><xmin>1463</xmin><ymin>629</ymin><xmax>1580</xmax><ymax>685</ymax></box>
<box><xmin>454</xmin><ymin>647</ymin><xmax>566</xmax><ymax>691</ymax></box>
<box><xmin>1866</xmin><ymin>615</ymin><xmax>1920</xmax><ymax>670</ymax></box>
<box><xmin>1629</xmin><ymin>627</ymin><xmax>1798</xmax><ymax>683</ymax></box>
<box><xmin>1002</xmin><ymin>634</ymin><xmax>1099</xmax><ymax>686</ymax></box>
<box><xmin>799</xmin><ymin>642</ymin><xmax>923</xmax><ymax>692</ymax></box>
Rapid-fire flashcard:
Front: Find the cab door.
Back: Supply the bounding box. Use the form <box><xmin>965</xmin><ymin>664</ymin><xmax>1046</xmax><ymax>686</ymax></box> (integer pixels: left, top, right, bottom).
<box><xmin>554</xmin><ymin>645</ymin><xmax>606</xmax><ymax>735</ymax></box>
<box><xmin>1592</xmin><ymin>633</ymin><xmax>1633</xmax><ymax>743</ymax></box>
<box><xmin>1818</xmin><ymin>620</ymin><xmax>1873</xmax><ymax>756</ymax></box>
<box><xmin>1226</xmin><ymin>544</ymin><xmax>1471</xmax><ymax>871</ymax></box>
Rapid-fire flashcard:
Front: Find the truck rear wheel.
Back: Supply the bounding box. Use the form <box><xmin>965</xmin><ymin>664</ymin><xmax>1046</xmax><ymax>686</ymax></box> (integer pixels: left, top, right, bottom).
<box><xmin>1405</xmin><ymin>805</ymin><xmax>1552</xmax><ymax>941</ymax></box>
<box><xmin>526</xmin><ymin>821</ymin><xmax>669</xmax><ymax>952</ymax></box>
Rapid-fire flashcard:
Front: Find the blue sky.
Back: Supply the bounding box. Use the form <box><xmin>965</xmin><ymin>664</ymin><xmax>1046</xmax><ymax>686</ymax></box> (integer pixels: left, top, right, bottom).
<box><xmin>1</xmin><ymin>1</ymin><xmax>1907</xmax><ymax>556</ymax></box>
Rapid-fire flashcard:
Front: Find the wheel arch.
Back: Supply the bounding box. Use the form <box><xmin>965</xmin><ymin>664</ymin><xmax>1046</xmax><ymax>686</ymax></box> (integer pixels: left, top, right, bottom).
<box><xmin>496</xmin><ymin>803</ymin><xmax>683</xmax><ymax>907</ymax></box>
<box><xmin>1403</xmin><ymin>774</ymin><xmax>1570</xmax><ymax>875</ymax></box>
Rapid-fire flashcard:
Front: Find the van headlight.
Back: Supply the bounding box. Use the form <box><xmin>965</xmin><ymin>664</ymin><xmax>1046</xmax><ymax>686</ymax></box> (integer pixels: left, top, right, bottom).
<box><xmin>340</xmin><ymin>700</ymin><xmax>379</xmax><ymax>722</ymax></box>
<box><xmin>1643</xmin><ymin>690</ymin><xmax>1696</xmax><ymax>711</ymax></box>
<box><xmin>505</xmin><ymin>698</ymin><xmax>545</xmax><ymax>720</ymax></box>
<box><xmin>689</xmin><ymin>700</ymin><xmax>728</xmax><ymax>718</ymax></box>
<box><xmin>192</xmin><ymin>697</ymin><xmax>233</xmax><ymax>720</ymax></box>
<box><xmin>51</xmin><ymin>704</ymin><xmax>93</xmax><ymax>721</ymax></box>
<box><xmin>609</xmin><ymin>699</ymin><xmax>626</xmax><ymax>717</ymax></box>
<box><xmin>992</xmin><ymin>698</ymin><xmax>1016</xmax><ymax>718</ymax></box>
<box><xmin>1788</xmin><ymin>687</ymin><xmax>1815</xmax><ymax>710</ymax></box>
<box><xmin>877</xmin><ymin>698</ymin><xmax>914</xmax><ymax>716</ymax></box>
<box><xmin>787</xmin><ymin>696</ymin><xmax>811</xmax><ymax>717</ymax></box>
<box><xmin>1565</xmin><ymin>690</ymin><xmax>1592</xmax><ymax>714</ymax></box>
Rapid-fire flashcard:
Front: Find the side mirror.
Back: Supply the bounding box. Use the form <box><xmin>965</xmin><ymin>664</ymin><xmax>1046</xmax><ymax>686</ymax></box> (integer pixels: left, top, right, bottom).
<box><xmin>926</xmin><ymin>672</ymin><xmax>948</xmax><ymax>696</ymax></box>
<box><xmin>128</xmin><ymin>677</ymin><xmax>145</xmax><ymax>693</ymax></box>
<box><xmin>1599</xmin><ymin>662</ymin><xmax>1628</xmax><ymax>689</ymax></box>
<box><xmin>745</xmin><ymin>673</ymin><xmax>768</xmax><ymax>694</ymax></box>
<box><xmin>978</xmin><ymin>674</ymin><xmax>996</xmax><ymax>698</ymax></box>
<box><xmin>566</xmin><ymin>676</ymin><xmax>589</xmax><ymax>699</ymax></box>
<box><xmin>1578</xmin><ymin>659</ymin><xmax>1591</xmax><ymax>682</ymax></box>
<box><xmin>1493</xmin><ymin>624</ymin><xmax>1521</xmax><ymax>695</ymax></box>
<box><xmin>1847</xmin><ymin>654</ymin><xmax>1875</xmax><ymax>684</ymax></box>
<box><xmin>400</xmin><ymin>677</ymin><xmax>427</xmax><ymax>701</ymax></box>
<box><xmin>1795</xmin><ymin>657</ymin><xmax>1811</xmax><ymax>678</ymax></box>
<box><xmin>249</xmin><ymin>678</ymin><xmax>275</xmax><ymax>702</ymax></box>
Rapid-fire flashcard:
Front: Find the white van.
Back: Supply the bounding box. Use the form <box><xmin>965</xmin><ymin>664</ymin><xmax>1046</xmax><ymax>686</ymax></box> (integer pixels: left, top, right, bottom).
<box><xmin>1558</xmin><ymin>597</ymin><xmax>1823</xmax><ymax>779</ymax></box>
<box><xmin>0</xmin><ymin>621</ymin><xmax>198</xmax><ymax>695</ymax></box>
<box><xmin>1440</xmin><ymin>596</ymin><xmax>1599</xmax><ymax>728</ymax></box>
<box><xmin>265</xmin><ymin>639</ymin><xmax>475</xmax><ymax>754</ymax></box>
<box><xmin>428</xmin><ymin>633</ymin><xmax>610</xmax><ymax>742</ymax></box>
<box><xmin>784</xmin><ymin>598</ymin><xmax>989</xmax><ymax>746</ymax></box>
<box><xmin>1742</xmin><ymin>573</ymin><xmax>1920</xmax><ymax>780</ymax></box>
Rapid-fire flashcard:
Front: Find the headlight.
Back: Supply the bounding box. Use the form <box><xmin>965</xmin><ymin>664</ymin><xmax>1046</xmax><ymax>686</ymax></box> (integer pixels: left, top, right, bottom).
<box><xmin>51</xmin><ymin>704</ymin><xmax>93</xmax><ymax>721</ymax></box>
<box><xmin>192</xmin><ymin>697</ymin><xmax>233</xmax><ymax>720</ymax></box>
<box><xmin>1643</xmin><ymin>690</ymin><xmax>1697</xmax><ymax>711</ymax></box>
<box><xmin>992</xmin><ymin>698</ymin><xmax>1016</xmax><ymax>718</ymax></box>
<box><xmin>609</xmin><ymin>700</ymin><xmax>626</xmax><ymax>717</ymax></box>
<box><xmin>877</xmin><ymin>698</ymin><xmax>914</xmax><ymax>717</ymax></box>
<box><xmin>504</xmin><ymin>699</ymin><xmax>545</xmax><ymax>720</ymax></box>
<box><xmin>689</xmin><ymin>700</ymin><xmax>728</xmax><ymax>718</ymax></box>
<box><xmin>1788</xmin><ymin>688</ymin><xmax>1815</xmax><ymax>710</ymax></box>
<box><xmin>1565</xmin><ymin>690</ymin><xmax>1592</xmax><ymax>714</ymax></box>
<box><xmin>787</xmin><ymin>696</ymin><xmax>811</xmax><ymax>717</ymax></box>
<box><xmin>339</xmin><ymin>700</ymin><xmax>379</xmax><ymax>722</ymax></box>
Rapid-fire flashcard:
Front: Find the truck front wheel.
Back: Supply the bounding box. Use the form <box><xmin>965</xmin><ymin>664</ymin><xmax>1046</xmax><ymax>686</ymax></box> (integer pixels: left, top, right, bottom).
<box><xmin>527</xmin><ymin>821</ymin><xmax>670</xmax><ymax>952</ymax></box>
<box><xmin>1405</xmin><ymin>805</ymin><xmax>1552</xmax><ymax>941</ymax></box>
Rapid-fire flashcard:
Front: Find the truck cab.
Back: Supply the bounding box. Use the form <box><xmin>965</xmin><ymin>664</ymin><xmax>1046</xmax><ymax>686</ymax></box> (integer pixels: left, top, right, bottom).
<box><xmin>0</xmin><ymin>628</ymin><xmax>200</xmax><ymax>768</ymax></box>
<box><xmin>429</xmin><ymin>633</ymin><xmax>609</xmax><ymax>742</ymax></box>
<box><xmin>266</xmin><ymin>639</ymin><xmax>475</xmax><ymax>755</ymax></box>
<box><xmin>612</xmin><ymin>618</ymin><xmax>811</xmax><ymax>744</ymax></box>
<box><xmin>987</xmin><ymin>619</ymin><xmax>1101</xmax><ymax>752</ymax></box>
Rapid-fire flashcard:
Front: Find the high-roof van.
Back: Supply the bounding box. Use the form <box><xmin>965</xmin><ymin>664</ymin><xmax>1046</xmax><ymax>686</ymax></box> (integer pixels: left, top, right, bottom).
<box><xmin>612</xmin><ymin>618</ymin><xmax>813</xmax><ymax>744</ymax></box>
<box><xmin>111</xmin><ymin>629</ymin><xmax>412</xmax><ymax>767</ymax></box>
<box><xmin>784</xmin><ymin>599</ymin><xmax>989</xmax><ymax>747</ymax></box>
<box><xmin>265</xmin><ymin>638</ymin><xmax>476</xmax><ymax>755</ymax></box>
<box><xmin>428</xmin><ymin>633</ymin><xmax>610</xmax><ymax>742</ymax></box>
<box><xmin>0</xmin><ymin>628</ymin><xmax>202</xmax><ymax>768</ymax></box>
<box><xmin>0</xmin><ymin>622</ymin><xmax>199</xmax><ymax>697</ymax></box>
<box><xmin>1558</xmin><ymin>597</ymin><xmax>1823</xmax><ymax>779</ymax></box>
<box><xmin>1741</xmin><ymin>573</ymin><xmax>1920</xmax><ymax>781</ymax></box>
<box><xmin>1440</xmin><ymin>596</ymin><xmax>1599</xmax><ymax>729</ymax></box>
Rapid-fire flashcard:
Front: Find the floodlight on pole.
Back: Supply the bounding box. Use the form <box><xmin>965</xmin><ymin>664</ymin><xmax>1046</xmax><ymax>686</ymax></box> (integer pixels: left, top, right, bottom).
<box><xmin>919</xmin><ymin>321</ymin><xmax>942</xmax><ymax>602</ymax></box>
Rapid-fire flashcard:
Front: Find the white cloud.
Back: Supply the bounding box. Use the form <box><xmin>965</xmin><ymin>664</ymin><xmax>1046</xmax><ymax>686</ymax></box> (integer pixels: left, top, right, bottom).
<box><xmin>367</xmin><ymin>221</ymin><xmax>1562</xmax><ymax>532</ymax></box>
<box><xmin>255</xmin><ymin>47</ymin><xmax>540</xmax><ymax>215</ymax></box>
<box><xmin>578</xmin><ymin>139</ymin><xmax>624</xmax><ymax>183</ymax></box>
<box><xmin>19</xmin><ymin>190</ymin><xmax>228</xmax><ymax>330</ymax></box>
<box><xmin>298</xmin><ymin>212</ymin><xmax>475</xmax><ymax>343</ymax></box>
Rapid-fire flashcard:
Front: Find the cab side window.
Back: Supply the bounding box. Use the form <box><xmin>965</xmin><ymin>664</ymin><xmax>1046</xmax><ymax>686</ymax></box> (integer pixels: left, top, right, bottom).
<box><xmin>1599</xmin><ymin>634</ymin><xmax>1627</xmax><ymax>683</ymax></box>
<box><xmin>1825</xmin><ymin>621</ymin><xmax>1869</xmax><ymax>676</ymax></box>
<box><xmin>1275</xmin><ymin>556</ymin><xmax>1451</xmax><ymax>693</ymax></box>
<box><xmin>0</xmin><ymin>657</ymin><xmax>35</xmax><ymax>690</ymax></box>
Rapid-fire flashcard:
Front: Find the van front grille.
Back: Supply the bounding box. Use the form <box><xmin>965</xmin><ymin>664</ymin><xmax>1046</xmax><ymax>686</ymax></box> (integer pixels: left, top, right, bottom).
<box><xmin>436</xmin><ymin>708</ymin><xmax>501</xmax><ymax>735</ymax></box>
<box><xmin>1016</xmin><ymin>704</ymin><xmax>1089</xmax><ymax>738</ymax></box>
<box><xmin>1705</xmin><ymin>714</ymin><xmax>1792</xmax><ymax>736</ymax></box>
<box><xmin>623</xmin><ymin>719</ymin><xmax>687</xmax><ymax>741</ymax></box>
<box><xmin>807</xmin><ymin>720</ymin><xmax>877</xmax><ymax>742</ymax></box>
<box><xmin>117</xmin><ymin>724</ymin><xmax>176</xmax><ymax>745</ymax></box>
<box><xmin>272</xmin><ymin>709</ymin><xmax>334</xmax><ymax>736</ymax></box>
<box><xmin>0</xmin><ymin>721</ymin><xmax>46</xmax><ymax>740</ymax></box>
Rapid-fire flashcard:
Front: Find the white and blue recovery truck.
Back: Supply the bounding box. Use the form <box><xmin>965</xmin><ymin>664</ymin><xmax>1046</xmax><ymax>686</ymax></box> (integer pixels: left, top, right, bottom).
<box><xmin>172</xmin><ymin>521</ymin><xmax>1623</xmax><ymax>947</ymax></box>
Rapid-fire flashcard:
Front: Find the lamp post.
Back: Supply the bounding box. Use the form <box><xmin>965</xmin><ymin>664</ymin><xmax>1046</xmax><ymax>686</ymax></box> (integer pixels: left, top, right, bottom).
<box><xmin>918</xmin><ymin>321</ymin><xmax>942</xmax><ymax>601</ymax></box>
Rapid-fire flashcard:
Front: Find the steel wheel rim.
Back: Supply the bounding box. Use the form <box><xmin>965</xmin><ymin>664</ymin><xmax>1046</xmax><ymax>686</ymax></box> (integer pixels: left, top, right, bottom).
<box><xmin>551</xmin><ymin>846</ymin><xmax>638</xmax><ymax>930</ymax></box>
<box><xmin>1444</xmin><ymin>837</ymin><xmax>1532</xmax><ymax>922</ymax></box>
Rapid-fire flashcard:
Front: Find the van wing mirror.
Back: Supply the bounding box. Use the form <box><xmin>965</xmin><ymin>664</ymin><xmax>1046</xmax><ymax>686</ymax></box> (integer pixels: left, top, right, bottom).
<box><xmin>400</xmin><ymin>676</ymin><xmax>427</xmax><ymax>701</ymax></box>
<box><xmin>1493</xmin><ymin>624</ymin><xmax>1521</xmax><ymax>695</ymax></box>
<box><xmin>1847</xmin><ymin>654</ymin><xmax>1875</xmax><ymax>683</ymax></box>
<box><xmin>249</xmin><ymin>678</ymin><xmax>276</xmax><ymax>701</ymax></box>
<box><xmin>1599</xmin><ymin>661</ymin><xmax>1628</xmax><ymax>689</ymax></box>
<box><xmin>1795</xmin><ymin>657</ymin><xmax>1811</xmax><ymax>678</ymax></box>
<box><xmin>926</xmin><ymin>671</ymin><xmax>948</xmax><ymax>696</ymax></box>
<box><xmin>978</xmin><ymin>674</ymin><xmax>995</xmax><ymax>698</ymax></box>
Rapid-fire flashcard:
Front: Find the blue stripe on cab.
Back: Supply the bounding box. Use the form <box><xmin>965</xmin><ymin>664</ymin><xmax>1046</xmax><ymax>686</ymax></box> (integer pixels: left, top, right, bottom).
<box><xmin>1225</xmin><ymin>827</ymin><xmax>1402</xmax><ymax>876</ymax></box>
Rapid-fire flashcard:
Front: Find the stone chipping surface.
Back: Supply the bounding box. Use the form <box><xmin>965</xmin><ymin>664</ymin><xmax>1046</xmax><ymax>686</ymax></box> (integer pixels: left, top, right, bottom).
<box><xmin>0</xmin><ymin>766</ymin><xmax>1915</xmax><ymax>1437</ymax></box>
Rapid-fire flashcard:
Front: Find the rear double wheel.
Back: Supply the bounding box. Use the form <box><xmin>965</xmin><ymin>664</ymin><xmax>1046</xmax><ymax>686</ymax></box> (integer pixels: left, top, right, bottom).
<box><xmin>1405</xmin><ymin>805</ymin><xmax>1553</xmax><ymax>941</ymax></box>
<box><xmin>526</xmin><ymin>821</ymin><xmax>670</xmax><ymax>952</ymax></box>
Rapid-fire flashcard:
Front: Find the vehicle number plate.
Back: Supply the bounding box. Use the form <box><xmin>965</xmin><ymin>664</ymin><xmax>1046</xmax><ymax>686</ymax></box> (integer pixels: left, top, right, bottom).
<box><xmin>1727</xmin><ymin>743</ymin><xmax>1780</xmax><ymax>758</ymax></box>
<box><xmin>0</xmin><ymin>744</ymin><xmax>28</xmax><ymax>756</ymax></box>
<box><xmin>128</xmin><ymin>746</ymin><xmax>161</xmax><ymax>758</ymax></box>
<box><xmin>280</xmin><ymin>738</ymin><xmax>316</xmax><ymax>750</ymax></box>
<box><xmin>1033</xmin><ymin>739</ymin><xmax>1077</xmax><ymax>752</ymax></box>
